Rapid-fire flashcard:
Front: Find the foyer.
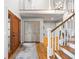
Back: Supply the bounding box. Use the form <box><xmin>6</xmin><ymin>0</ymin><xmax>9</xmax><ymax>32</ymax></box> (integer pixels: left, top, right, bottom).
<box><xmin>5</xmin><ymin>0</ymin><xmax>75</xmax><ymax>59</ymax></box>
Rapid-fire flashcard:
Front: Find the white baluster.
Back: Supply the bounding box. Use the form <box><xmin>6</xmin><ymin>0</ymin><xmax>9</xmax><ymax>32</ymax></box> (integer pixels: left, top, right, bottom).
<box><xmin>47</xmin><ymin>28</ymin><xmax>52</xmax><ymax>59</ymax></box>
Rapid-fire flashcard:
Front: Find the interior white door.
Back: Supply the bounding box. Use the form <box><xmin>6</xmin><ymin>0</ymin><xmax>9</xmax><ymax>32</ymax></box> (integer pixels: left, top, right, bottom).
<box><xmin>24</xmin><ymin>21</ymin><xmax>40</xmax><ymax>42</ymax></box>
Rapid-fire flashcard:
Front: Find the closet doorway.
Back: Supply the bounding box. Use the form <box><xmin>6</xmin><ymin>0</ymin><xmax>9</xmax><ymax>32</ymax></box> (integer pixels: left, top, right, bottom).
<box><xmin>24</xmin><ymin>21</ymin><xmax>40</xmax><ymax>43</ymax></box>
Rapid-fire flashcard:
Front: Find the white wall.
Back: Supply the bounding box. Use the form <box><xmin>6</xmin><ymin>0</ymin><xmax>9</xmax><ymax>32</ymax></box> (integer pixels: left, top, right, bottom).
<box><xmin>31</xmin><ymin>0</ymin><xmax>49</xmax><ymax>9</ymax></box>
<box><xmin>6</xmin><ymin>0</ymin><xmax>21</xmax><ymax>19</ymax></box>
<box><xmin>4</xmin><ymin>5</ymin><xmax>8</xmax><ymax>59</ymax></box>
<box><xmin>4</xmin><ymin>0</ymin><xmax>21</xmax><ymax>58</ymax></box>
<box><xmin>20</xmin><ymin>0</ymin><xmax>49</xmax><ymax>10</ymax></box>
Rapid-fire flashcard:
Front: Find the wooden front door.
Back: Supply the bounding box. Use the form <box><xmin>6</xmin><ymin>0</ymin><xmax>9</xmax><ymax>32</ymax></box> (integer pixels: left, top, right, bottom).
<box><xmin>8</xmin><ymin>10</ymin><xmax>21</xmax><ymax>57</ymax></box>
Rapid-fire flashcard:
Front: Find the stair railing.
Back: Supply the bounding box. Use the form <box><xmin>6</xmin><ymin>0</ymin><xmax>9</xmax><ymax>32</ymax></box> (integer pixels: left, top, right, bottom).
<box><xmin>47</xmin><ymin>12</ymin><xmax>75</xmax><ymax>59</ymax></box>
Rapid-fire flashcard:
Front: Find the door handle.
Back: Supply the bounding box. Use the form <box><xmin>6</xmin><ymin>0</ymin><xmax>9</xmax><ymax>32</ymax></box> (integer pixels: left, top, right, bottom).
<box><xmin>12</xmin><ymin>32</ymin><xmax>15</xmax><ymax>37</ymax></box>
<box><xmin>12</xmin><ymin>34</ymin><xmax>15</xmax><ymax>37</ymax></box>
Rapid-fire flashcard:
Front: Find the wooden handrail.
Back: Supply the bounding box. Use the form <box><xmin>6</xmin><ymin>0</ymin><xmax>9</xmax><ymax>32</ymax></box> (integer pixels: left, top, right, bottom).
<box><xmin>51</xmin><ymin>13</ymin><xmax>75</xmax><ymax>32</ymax></box>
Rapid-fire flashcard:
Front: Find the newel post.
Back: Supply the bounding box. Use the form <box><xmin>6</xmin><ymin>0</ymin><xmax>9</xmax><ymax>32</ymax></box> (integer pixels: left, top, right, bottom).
<box><xmin>47</xmin><ymin>28</ymin><xmax>52</xmax><ymax>59</ymax></box>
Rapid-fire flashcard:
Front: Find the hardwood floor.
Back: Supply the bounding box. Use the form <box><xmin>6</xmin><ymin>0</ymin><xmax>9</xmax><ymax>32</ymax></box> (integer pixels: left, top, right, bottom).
<box><xmin>10</xmin><ymin>43</ymin><xmax>47</xmax><ymax>59</ymax></box>
<box><xmin>9</xmin><ymin>43</ymin><xmax>74</xmax><ymax>59</ymax></box>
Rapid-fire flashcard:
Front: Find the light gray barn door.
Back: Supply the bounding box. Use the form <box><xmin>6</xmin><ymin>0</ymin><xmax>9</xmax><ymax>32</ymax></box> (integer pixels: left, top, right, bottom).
<box><xmin>24</xmin><ymin>21</ymin><xmax>40</xmax><ymax>42</ymax></box>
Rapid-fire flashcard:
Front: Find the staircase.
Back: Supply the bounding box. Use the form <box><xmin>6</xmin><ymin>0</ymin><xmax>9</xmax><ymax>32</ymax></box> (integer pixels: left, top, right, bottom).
<box><xmin>50</xmin><ymin>36</ymin><xmax>75</xmax><ymax>59</ymax></box>
<box><xmin>47</xmin><ymin>13</ymin><xmax>75</xmax><ymax>59</ymax></box>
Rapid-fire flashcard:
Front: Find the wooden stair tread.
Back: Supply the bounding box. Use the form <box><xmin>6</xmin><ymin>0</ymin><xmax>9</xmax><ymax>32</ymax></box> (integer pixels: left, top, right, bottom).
<box><xmin>61</xmin><ymin>46</ymin><xmax>75</xmax><ymax>54</ymax></box>
<box><xmin>71</xmin><ymin>36</ymin><xmax>75</xmax><ymax>38</ymax></box>
<box><xmin>68</xmin><ymin>41</ymin><xmax>75</xmax><ymax>44</ymax></box>
<box><xmin>55</xmin><ymin>50</ymin><xmax>71</xmax><ymax>59</ymax></box>
<box><xmin>69</xmin><ymin>37</ymin><xmax>75</xmax><ymax>42</ymax></box>
<box><xmin>50</xmin><ymin>55</ymin><xmax>57</xmax><ymax>59</ymax></box>
<box><xmin>36</xmin><ymin>43</ymin><xmax>47</xmax><ymax>59</ymax></box>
